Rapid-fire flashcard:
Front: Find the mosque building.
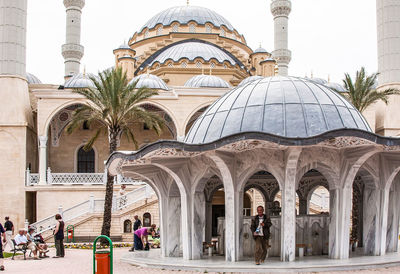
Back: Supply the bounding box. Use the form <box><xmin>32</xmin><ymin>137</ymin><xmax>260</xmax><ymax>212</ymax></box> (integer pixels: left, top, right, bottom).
<box><xmin>1</xmin><ymin>0</ymin><xmax>400</xmax><ymax>266</ymax></box>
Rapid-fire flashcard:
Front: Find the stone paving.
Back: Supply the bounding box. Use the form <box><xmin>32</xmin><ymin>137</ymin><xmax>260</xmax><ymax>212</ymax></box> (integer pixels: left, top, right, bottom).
<box><xmin>3</xmin><ymin>247</ymin><xmax>400</xmax><ymax>273</ymax></box>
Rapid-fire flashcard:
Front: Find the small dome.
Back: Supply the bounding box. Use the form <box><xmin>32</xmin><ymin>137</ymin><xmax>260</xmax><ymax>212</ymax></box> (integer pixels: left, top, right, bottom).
<box><xmin>184</xmin><ymin>75</ymin><xmax>230</xmax><ymax>88</ymax></box>
<box><xmin>147</xmin><ymin>41</ymin><xmax>240</xmax><ymax>67</ymax></box>
<box><xmin>26</xmin><ymin>73</ymin><xmax>42</xmax><ymax>84</ymax></box>
<box><xmin>64</xmin><ymin>73</ymin><xmax>97</xmax><ymax>88</ymax></box>
<box><xmin>310</xmin><ymin>77</ymin><xmax>328</xmax><ymax>85</ymax></box>
<box><xmin>185</xmin><ymin>76</ymin><xmax>371</xmax><ymax>144</ymax></box>
<box><xmin>115</xmin><ymin>42</ymin><xmax>134</xmax><ymax>51</ymax></box>
<box><xmin>140</xmin><ymin>5</ymin><xmax>235</xmax><ymax>32</ymax></box>
<box><xmin>326</xmin><ymin>82</ymin><xmax>346</xmax><ymax>93</ymax></box>
<box><xmin>254</xmin><ymin>47</ymin><xmax>268</xmax><ymax>54</ymax></box>
<box><xmin>238</xmin><ymin>76</ymin><xmax>264</xmax><ymax>87</ymax></box>
<box><xmin>129</xmin><ymin>74</ymin><xmax>169</xmax><ymax>90</ymax></box>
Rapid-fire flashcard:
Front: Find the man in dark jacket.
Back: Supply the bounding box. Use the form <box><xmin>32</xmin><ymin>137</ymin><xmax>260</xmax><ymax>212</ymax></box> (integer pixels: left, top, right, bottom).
<box><xmin>250</xmin><ymin>205</ymin><xmax>272</xmax><ymax>265</ymax></box>
<box><xmin>129</xmin><ymin>215</ymin><xmax>142</xmax><ymax>252</ymax></box>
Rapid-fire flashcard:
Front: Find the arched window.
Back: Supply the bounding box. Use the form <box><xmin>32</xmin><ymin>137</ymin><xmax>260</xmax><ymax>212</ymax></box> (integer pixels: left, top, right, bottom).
<box><xmin>144</xmin><ymin>29</ymin><xmax>149</xmax><ymax>38</ymax></box>
<box><xmin>220</xmin><ymin>28</ymin><xmax>225</xmax><ymax>37</ymax></box>
<box><xmin>123</xmin><ymin>219</ymin><xmax>132</xmax><ymax>233</ymax></box>
<box><xmin>189</xmin><ymin>23</ymin><xmax>196</xmax><ymax>33</ymax></box>
<box><xmin>77</xmin><ymin>146</ymin><xmax>95</xmax><ymax>173</ymax></box>
<box><xmin>205</xmin><ymin>24</ymin><xmax>212</xmax><ymax>33</ymax></box>
<box><xmin>181</xmin><ymin>61</ymin><xmax>188</xmax><ymax>68</ymax></box>
<box><xmin>172</xmin><ymin>23</ymin><xmax>179</xmax><ymax>32</ymax></box>
<box><xmin>156</xmin><ymin>26</ymin><xmax>163</xmax><ymax>36</ymax></box>
<box><xmin>143</xmin><ymin>212</ymin><xmax>151</xmax><ymax>227</ymax></box>
<box><xmin>195</xmin><ymin>61</ymin><xmax>202</xmax><ymax>68</ymax></box>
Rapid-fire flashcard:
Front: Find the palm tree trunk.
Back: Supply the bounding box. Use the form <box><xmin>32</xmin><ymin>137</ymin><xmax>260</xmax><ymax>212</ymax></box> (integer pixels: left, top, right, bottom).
<box><xmin>100</xmin><ymin>129</ymin><xmax>119</xmax><ymax>242</ymax></box>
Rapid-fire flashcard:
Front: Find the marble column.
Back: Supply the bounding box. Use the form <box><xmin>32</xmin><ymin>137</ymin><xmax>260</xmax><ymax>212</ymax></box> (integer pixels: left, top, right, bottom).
<box><xmin>363</xmin><ymin>187</ymin><xmax>381</xmax><ymax>255</ymax></box>
<box><xmin>377</xmin><ymin>187</ymin><xmax>390</xmax><ymax>256</ymax></box>
<box><xmin>38</xmin><ymin>135</ymin><xmax>48</xmax><ymax>185</ymax></box>
<box><xmin>299</xmin><ymin>198</ymin><xmax>307</xmax><ymax>215</ymax></box>
<box><xmin>329</xmin><ymin>186</ymin><xmax>352</xmax><ymax>259</ymax></box>
<box><xmin>386</xmin><ymin>188</ymin><xmax>400</xmax><ymax>252</ymax></box>
<box><xmin>180</xmin><ymin>193</ymin><xmax>192</xmax><ymax>260</ymax></box>
<box><xmin>362</xmin><ymin>186</ymin><xmax>390</xmax><ymax>256</ymax></box>
<box><xmin>191</xmin><ymin>191</ymin><xmax>206</xmax><ymax>259</ymax></box>
<box><xmin>224</xmin><ymin>189</ymin><xmax>241</xmax><ymax>261</ymax></box>
<box><xmin>280</xmin><ymin>180</ymin><xmax>296</xmax><ymax>261</ymax></box>
<box><xmin>205</xmin><ymin>200</ymin><xmax>212</xmax><ymax>243</ymax></box>
<box><xmin>163</xmin><ymin>195</ymin><xmax>181</xmax><ymax>257</ymax></box>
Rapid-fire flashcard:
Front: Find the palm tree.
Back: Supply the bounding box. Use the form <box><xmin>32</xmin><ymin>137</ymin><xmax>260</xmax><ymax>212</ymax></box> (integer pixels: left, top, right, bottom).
<box><xmin>66</xmin><ymin>67</ymin><xmax>164</xmax><ymax>239</ymax></box>
<box><xmin>340</xmin><ymin>67</ymin><xmax>399</xmax><ymax>112</ymax></box>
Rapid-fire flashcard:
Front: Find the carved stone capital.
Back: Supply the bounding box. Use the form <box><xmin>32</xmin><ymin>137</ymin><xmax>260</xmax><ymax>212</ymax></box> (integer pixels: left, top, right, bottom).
<box><xmin>63</xmin><ymin>0</ymin><xmax>85</xmax><ymax>9</ymax></box>
<box><xmin>271</xmin><ymin>0</ymin><xmax>292</xmax><ymax>17</ymax></box>
<box><xmin>39</xmin><ymin>135</ymin><xmax>48</xmax><ymax>148</ymax></box>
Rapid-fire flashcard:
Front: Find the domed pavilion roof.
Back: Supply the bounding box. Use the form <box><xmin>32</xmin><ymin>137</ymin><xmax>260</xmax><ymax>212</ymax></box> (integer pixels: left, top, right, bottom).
<box><xmin>129</xmin><ymin>74</ymin><xmax>169</xmax><ymax>90</ymax></box>
<box><xmin>184</xmin><ymin>75</ymin><xmax>230</xmax><ymax>88</ymax></box>
<box><xmin>140</xmin><ymin>5</ymin><xmax>235</xmax><ymax>32</ymax></box>
<box><xmin>238</xmin><ymin>75</ymin><xmax>264</xmax><ymax>87</ymax></box>
<box><xmin>185</xmin><ymin>76</ymin><xmax>371</xmax><ymax>144</ymax></box>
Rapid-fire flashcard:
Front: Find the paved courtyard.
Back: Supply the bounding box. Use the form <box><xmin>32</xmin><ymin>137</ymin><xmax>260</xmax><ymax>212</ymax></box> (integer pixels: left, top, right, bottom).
<box><xmin>3</xmin><ymin>247</ymin><xmax>400</xmax><ymax>273</ymax></box>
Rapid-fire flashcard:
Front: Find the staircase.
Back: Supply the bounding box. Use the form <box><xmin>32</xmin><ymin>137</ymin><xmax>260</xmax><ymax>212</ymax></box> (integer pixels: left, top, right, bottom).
<box><xmin>29</xmin><ymin>185</ymin><xmax>154</xmax><ymax>240</ymax></box>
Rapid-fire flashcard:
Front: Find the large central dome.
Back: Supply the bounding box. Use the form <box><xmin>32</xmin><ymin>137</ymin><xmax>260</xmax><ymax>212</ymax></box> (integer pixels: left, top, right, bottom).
<box><xmin>185</xmin><ymin>76</ymin><xmax>371</xmax><ymax>144</ymax></box>
<box><xmin>140</xmin><ymin>5</ymin><xmax>235</xmax><ymax>32</ymax></box>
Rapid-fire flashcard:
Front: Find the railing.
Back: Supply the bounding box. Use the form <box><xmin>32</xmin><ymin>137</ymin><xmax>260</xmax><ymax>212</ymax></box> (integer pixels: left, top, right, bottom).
<box><xmin>29</xmin><ymin>185</ymin><xmax>154</xmax><ymax>235</ymax></box>
<box><xmin>26</xmin><ymin>169</ymin><xmax>39</xmax><ymax>186</ymax></box>
<box><xmin>25</xmin><ymin>168</ymin><xmax>145</xmax><ymax>186</ymax></box>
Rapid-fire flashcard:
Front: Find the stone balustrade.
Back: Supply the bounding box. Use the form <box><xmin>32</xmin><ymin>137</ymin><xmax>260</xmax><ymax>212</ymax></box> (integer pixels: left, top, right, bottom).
<box><xmin>25</xmin><ymin>168</ymin><xmax>145</xmax><ymax>186</ymax></box>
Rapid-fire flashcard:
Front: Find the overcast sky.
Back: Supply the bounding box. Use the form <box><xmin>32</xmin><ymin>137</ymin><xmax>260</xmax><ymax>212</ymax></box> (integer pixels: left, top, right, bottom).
<box><xmin>26</xmin><ymin>0</ymin><xmax>377</xmax><ymax>85</ymax></box>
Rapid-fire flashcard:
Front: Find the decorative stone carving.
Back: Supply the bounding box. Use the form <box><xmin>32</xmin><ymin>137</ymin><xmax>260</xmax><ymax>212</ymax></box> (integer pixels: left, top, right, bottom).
<box><xmin>318</xmin><ymin>137</ymin><xmax>376</xmax><ymax>148</ymax></box>
<box><xmin>204</xmin><ymin>176</ymin><xmax>223</xmax><ymax>201</ymax></box>
<box><xmin>50</xmin><ymin>105</ymin><xmax>79</xmax><ymax>147</ymax></box>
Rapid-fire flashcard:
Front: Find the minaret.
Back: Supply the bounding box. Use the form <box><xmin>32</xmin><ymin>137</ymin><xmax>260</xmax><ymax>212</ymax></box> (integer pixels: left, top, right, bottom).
<box><xmin>373</xmin><ymin>0</ymin><xmax>400</xmax><ymax>136</ymax></box>
<box><xmin>62</xmin><ymin>0</ymin><xmax>85</xmax><ymax>79</ymax></box>
<box><xmin>0</xmin><ymin>0</ymin><xmax>32</xmax><ymax>227</ymax></box>
<box><xmin>377</xmin><ymin>0</ymin><xmax>400</xmax><ymax>87</ymax></box>
<box><xmin>270</xmin><ymin>0</ymin><xmax>292</xmax><ymax>76</ymax></box>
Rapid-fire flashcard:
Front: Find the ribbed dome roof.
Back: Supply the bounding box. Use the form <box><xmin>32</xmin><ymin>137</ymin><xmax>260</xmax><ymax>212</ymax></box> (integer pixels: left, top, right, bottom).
<box><xmin>310</xmin><ymin>77</ymin><xmax>328</xmax><ymax>85</ymax></box>
<box><xmin>326</xmin><ymin>82</ymin><xmax>346</xmax><ymax>93</ymax></box>
<box><xmin>238</xmin><ymin>76</ymin><xmax>264</xmax><ymax>87</ymax></box>
<box><xmin>254</xmin><ymin>47</ymin><xmax>268</xmax><ymax>53</ymax></box>
<box><xmin>129</xmin><ymin>74</ymin><xmax>169</xmax><ymax>90</ymax></box>
<box><xmin>184</xmin><ymin>75</ymin><xmax>230</xmax><ymax>88</ymax></box>
<box><xmin>115</xmin><ymin>42</ymin><xmax>134</xmax><ymax>51</ymax></box>
<box><xmin>149</xmin><ymin>41</ymin><xmax>238</xmax><ymax>66</ymax></box>
<box><xmin>64</xmin><ymin>73</ymin><xmax>97</xmax><ymax>88</ymax></box>
<box><xmin>140</xmin><ymin>5</ymin><xmax>235</xmax><ymax>32</ymax></box>
<box><xmin>185</xmin><ymin>76</ymin><xmax>371</xmax><ymax>144</ymax></box>
<box><xmin>26</xmin><ymin>73</ymin><xmax>42</xmax><ymax>84</ymax></box>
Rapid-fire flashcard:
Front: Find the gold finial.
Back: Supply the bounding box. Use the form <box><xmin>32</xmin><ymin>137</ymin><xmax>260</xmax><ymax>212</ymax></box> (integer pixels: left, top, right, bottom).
<box><xmin>83</xmin><ymin>65</ymin><xmax>86</xmax><ymax>76</ymax></box>
<box><xmin>311</xmin><ymin>70</ymin><xmax>314</xmax><ymax>78</ymax></box>
<box><xmin>187</xmin><ymin>0</ymin><xmax>189</xmax><ymax>5</ymax></box>
<box><xmin>328</xmin><ymin>74</ymin><xmax>330</xmax><ymax>83</ymax></box>
<box><xmin>259</xmin><ymin>42</ymin><xmax>262</xmax><ymax>48</ymax></box>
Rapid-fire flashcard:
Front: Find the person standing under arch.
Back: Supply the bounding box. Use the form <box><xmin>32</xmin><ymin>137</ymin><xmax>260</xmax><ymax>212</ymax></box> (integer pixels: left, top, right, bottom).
<box><xmin>250</xmin><ymin>205</ymin><xmax>272</xmax><ymax>265</ymax></box>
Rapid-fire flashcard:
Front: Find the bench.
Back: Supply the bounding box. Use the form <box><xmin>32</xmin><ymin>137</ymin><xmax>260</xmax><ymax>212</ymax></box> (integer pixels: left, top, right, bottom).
<box><xmin>11</xmin><ymin>239</ymin><xmax>27</xmax><ymax>260</ymax></box>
